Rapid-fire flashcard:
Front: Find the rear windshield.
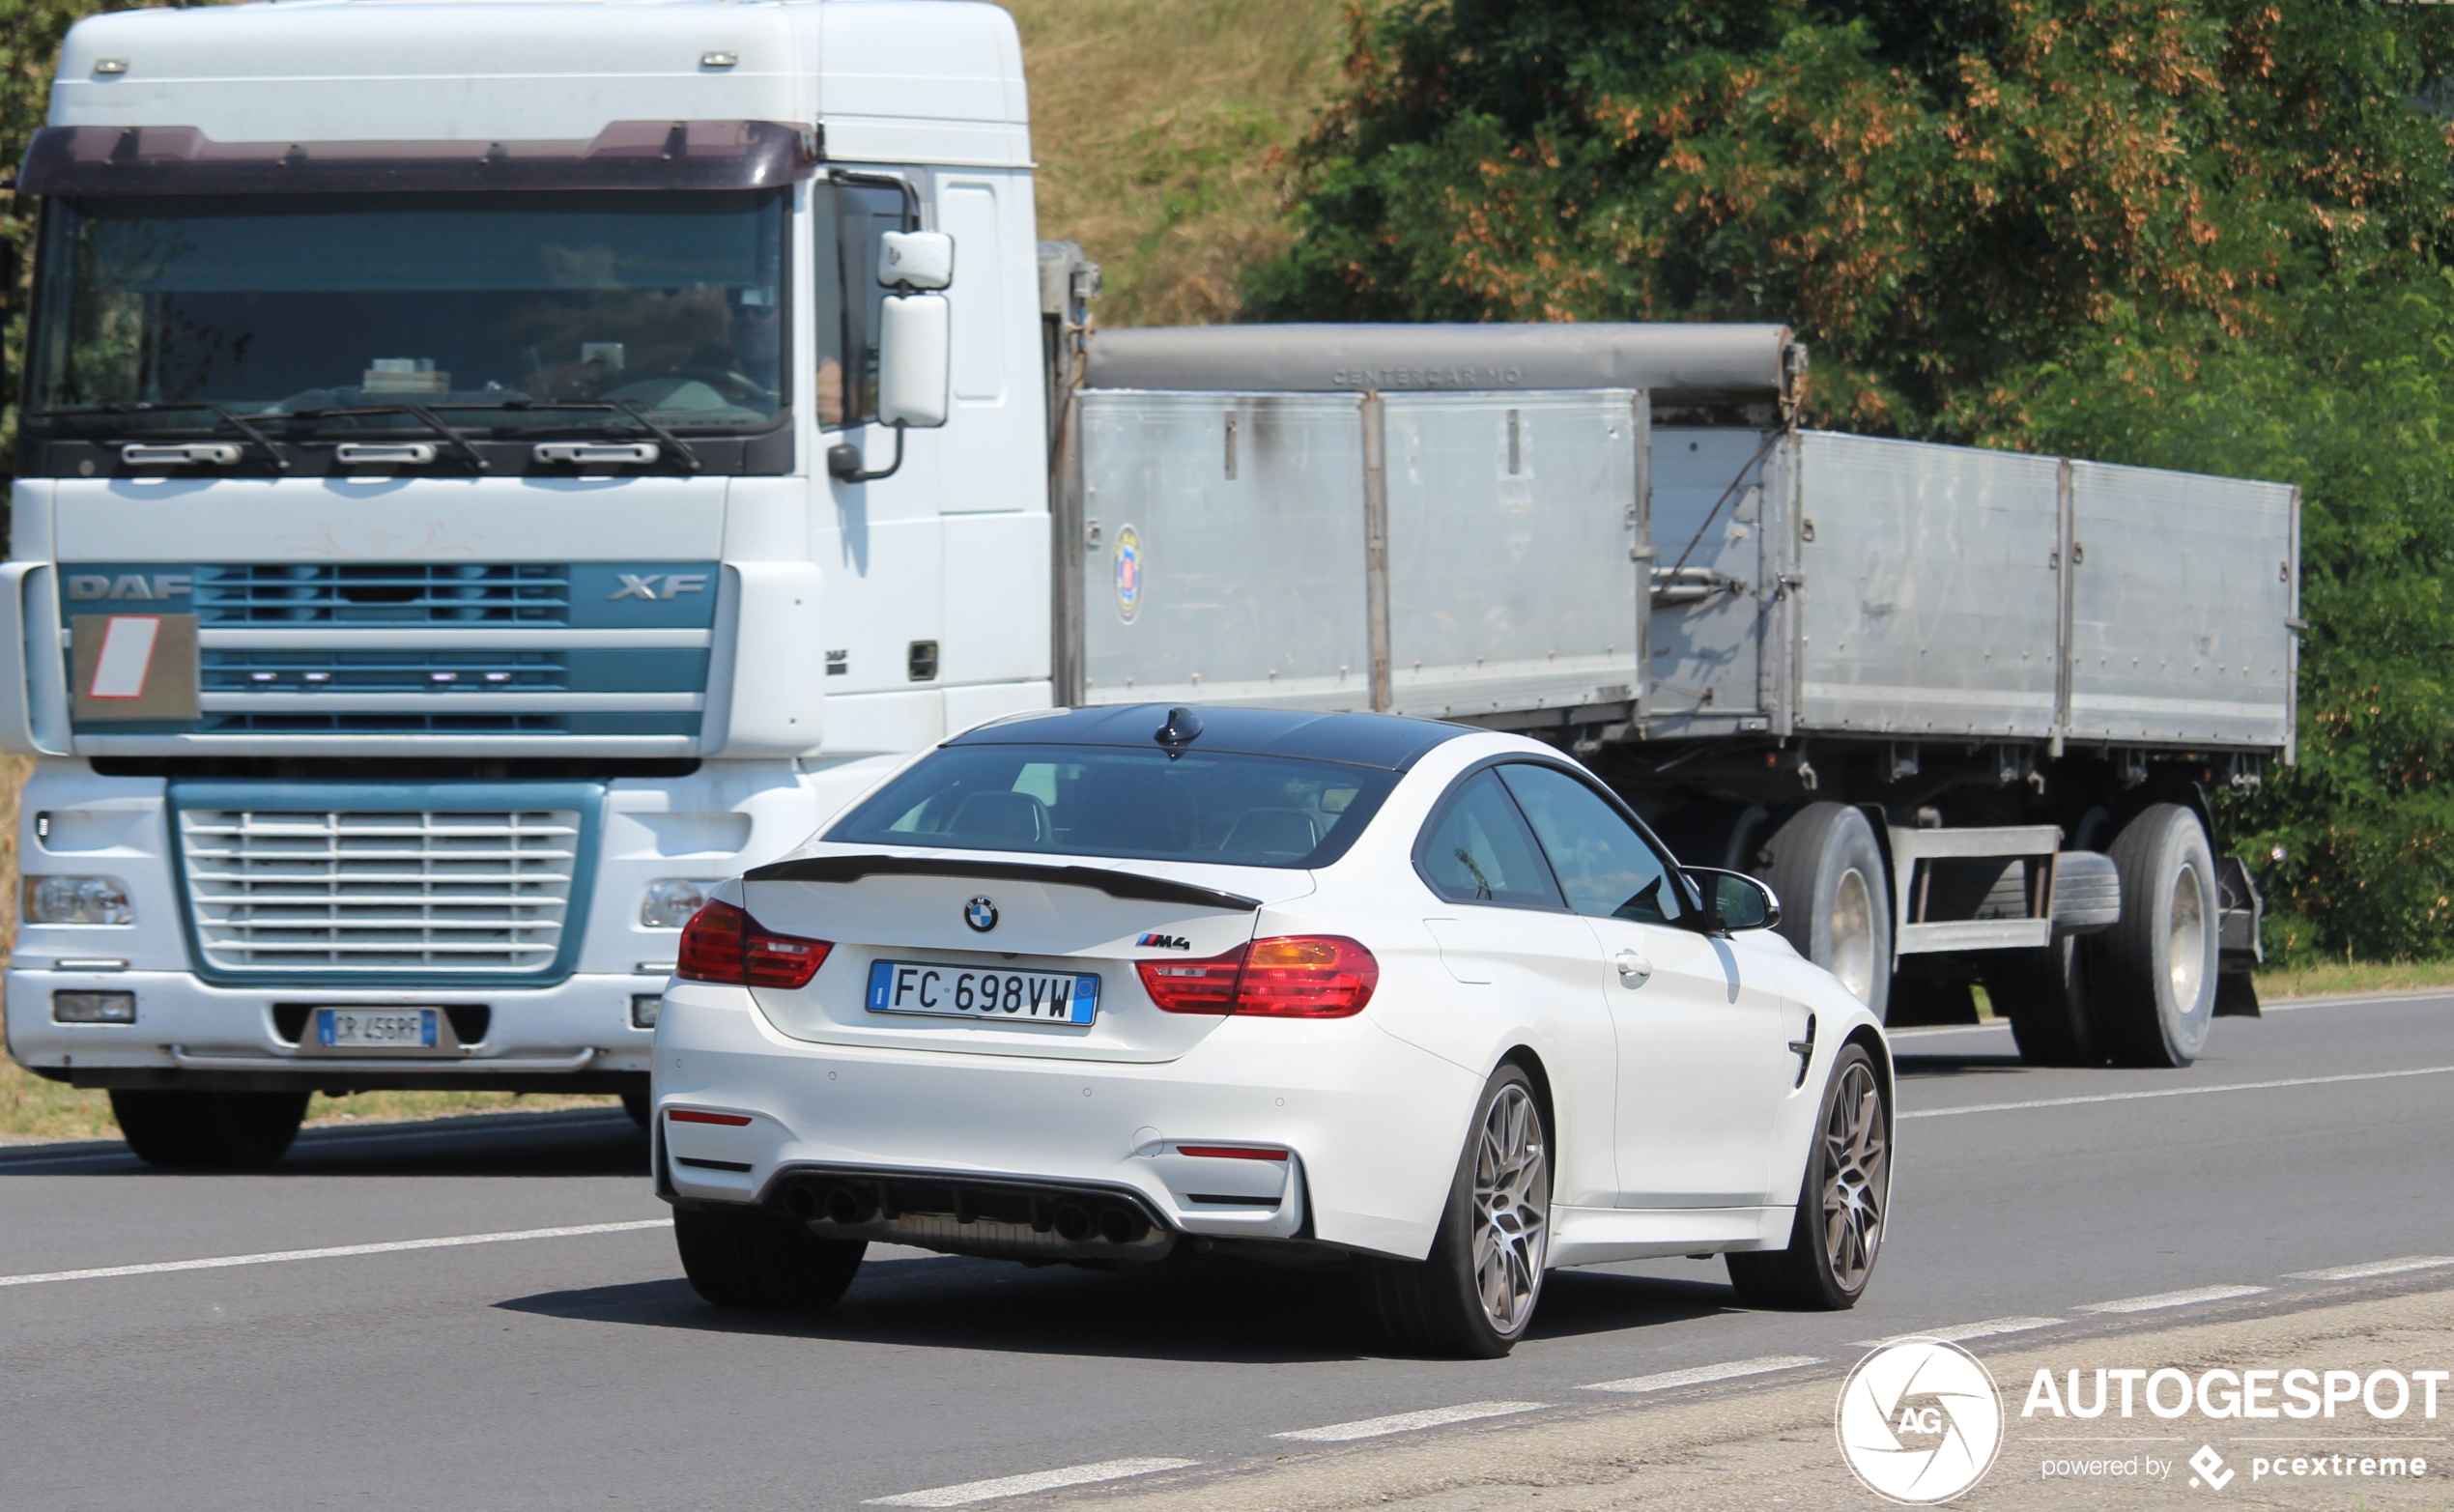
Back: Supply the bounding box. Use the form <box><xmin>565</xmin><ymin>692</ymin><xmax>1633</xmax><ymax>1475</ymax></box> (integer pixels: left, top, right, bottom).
<box><xmin>824</xmin><ymin>743</ymin><xmax>1403</xmax><ymax>868</ymax></box>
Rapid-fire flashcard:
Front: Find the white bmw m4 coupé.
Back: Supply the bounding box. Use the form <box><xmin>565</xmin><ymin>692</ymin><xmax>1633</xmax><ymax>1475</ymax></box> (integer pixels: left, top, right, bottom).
<box><xmin>653</xmin><ymin>704</ymin><xmax>1891</xmax><ymax>1356</ymax></box>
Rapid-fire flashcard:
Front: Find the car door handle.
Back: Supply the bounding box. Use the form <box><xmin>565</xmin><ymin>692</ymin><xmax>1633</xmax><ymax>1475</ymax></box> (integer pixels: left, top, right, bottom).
<box><xmin>1613</xmin><ymin>949</ymin><xmax>1653</xmax><ymax>985</ymax></box>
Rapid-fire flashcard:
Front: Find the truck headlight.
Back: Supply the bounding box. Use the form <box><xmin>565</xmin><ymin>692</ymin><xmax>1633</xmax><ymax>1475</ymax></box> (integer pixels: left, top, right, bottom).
<box><xmin>25</xmin><ymin>875</ymin><xmax>134</xmax><ymax>926</ymax></box>
<box><xmin>640</xmin><ymin>878</ymin><xmax>709</xmax><ymax>928</ymax></box>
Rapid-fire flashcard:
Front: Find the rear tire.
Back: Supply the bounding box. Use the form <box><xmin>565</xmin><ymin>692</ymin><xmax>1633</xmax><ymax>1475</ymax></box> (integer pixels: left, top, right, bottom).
<box><xmin>1726</xmin><ymin>1044</ymin><xmax>1888</xmax><ymax>1310</ymax></box>
<box><xmin>1355</xmin><ymin>1065</ymin><xmax>1551</xmax><ymax>1358</ymax></box>
<box><xmin>2087</xmin><ymin>804</ymin><xmax>2217</xmax><ymax>1068</ymax></box>
<box><xmin>673</xmin><ymin>1205</ymin><xmax>866</xmax><ymax>1312</ymax></box>
<box><xmin>1756</xmin><ymin>803</ymin><xmax>1891</xmax><ymax>1023</ymax></box>
<box><xmin>109</xmin><ymin>1090</ymin><xmax>309</xmax><ymax>1168</ymax></box>
<box><xmin>1986</xmin><ymin>939</ymin><xmax>2103</xmax><ymax>1067</ymax></box>
<box><xmin>620</xmin><ymin>1091</ymin><xmax>651</xmax><ymax>1128</ymax></box>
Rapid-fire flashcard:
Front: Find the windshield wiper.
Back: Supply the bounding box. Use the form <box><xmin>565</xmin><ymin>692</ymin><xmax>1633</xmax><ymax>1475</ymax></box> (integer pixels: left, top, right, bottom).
<box><xmin>431</xmin><ymin>398</ymin><xmax>702</xmax><ymax>473</ymax></box>
<box><xmin>300</xmin><ymin>405</ymin><xmax>491</xmax><ymax>471</ymax></box>
<box><xmin>26</xmin><ymin>401</ymin><xmax>294</xmax><ymax>471</ymax></box>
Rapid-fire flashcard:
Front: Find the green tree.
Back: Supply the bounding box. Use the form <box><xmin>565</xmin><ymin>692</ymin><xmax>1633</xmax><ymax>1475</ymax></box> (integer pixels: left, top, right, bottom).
<box><xmin>1251</xmin><ymin>0</ymin><xmax>2454</xmax><ymax>435</ymax></box>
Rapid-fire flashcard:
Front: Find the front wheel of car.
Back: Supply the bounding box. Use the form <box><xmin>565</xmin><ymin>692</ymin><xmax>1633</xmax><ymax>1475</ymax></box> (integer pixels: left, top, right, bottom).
<box><xmin>1726</xmin><ymin>1043</ymin><xmax>1889</xmax><ymax>1310</ymax></box>
<box><xmin>1355</xmin><ymin>1064</ymin><xmax>1551</xmax><ymax>1358</ymax></box>
<box><xmin>673</xmin><ymin>1204</ymin><xmax>866</xmax><ymax>1312</ymax></box>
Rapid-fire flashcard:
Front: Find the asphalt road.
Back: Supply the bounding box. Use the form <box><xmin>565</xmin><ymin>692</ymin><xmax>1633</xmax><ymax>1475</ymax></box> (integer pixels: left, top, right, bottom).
<box><xmin>3</xmin><ymin>991</ymin><xmax>2450</xmax><ymax>1511</ymax></box>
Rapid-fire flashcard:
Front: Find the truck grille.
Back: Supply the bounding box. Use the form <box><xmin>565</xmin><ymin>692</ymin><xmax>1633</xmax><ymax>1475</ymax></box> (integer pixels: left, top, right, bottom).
<box><xmin>193</xmin><ymin>564</ymin><xmax>572</xmax><ymax>626</ymax></box>
<box><xmin>177</xmin><ymin>809</ymin><xmax>581</xmax><ymax>975</ymax></box>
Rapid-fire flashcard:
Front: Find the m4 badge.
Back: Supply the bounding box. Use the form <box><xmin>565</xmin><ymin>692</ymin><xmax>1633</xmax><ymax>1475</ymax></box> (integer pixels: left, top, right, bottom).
<box><xmin>1136</xmin><ymin>933</ymin><xmax>1191</xmax><ymax>951</ymax></box>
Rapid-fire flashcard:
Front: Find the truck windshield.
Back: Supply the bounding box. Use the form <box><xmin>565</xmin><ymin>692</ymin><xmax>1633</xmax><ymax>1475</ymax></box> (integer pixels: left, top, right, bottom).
<box><xmin>825</xmin><ymin>744</ymin><xmax>1404</xmax><ymax>870</ymax></box>
<box><xmin>27</xmin><ymin>190</ymin><xmax>787</xmax><ymax>436</ymax></box>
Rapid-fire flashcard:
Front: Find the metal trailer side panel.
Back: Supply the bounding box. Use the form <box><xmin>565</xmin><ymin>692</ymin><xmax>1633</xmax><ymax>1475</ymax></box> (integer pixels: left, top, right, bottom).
<box><xmin>1382</xmin><ymin>390</ymin><xmax>1646</xmax><ymax>720</ymax></box>
<box><xmin>1791</xmin><ymin>432</ymin><xmax>2064</xmax><ymax>740</ymax></box>
<box><xmin>2065</xmin><ymin>461</ymin><xmax>2296</xmax><ymax>751</ymax></box>
<box><xmin>1078</xmin><ymin>391</ymin><xmax>1372</xmax><ymax>709</ymax></box>
<box><xmin>1645</xmin><ymin>427</ymin><xmax>1781</xmax><ymax>734</ymax></box>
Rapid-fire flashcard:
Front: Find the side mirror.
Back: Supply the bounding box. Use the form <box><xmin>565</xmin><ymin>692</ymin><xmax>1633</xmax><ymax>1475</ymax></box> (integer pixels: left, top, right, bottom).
<box><xmin>876</xmin><ymin>292</ymin><xmax>950</xmax><ymax>428</ymax></box>
<box><xmin>878</xmin><ymin>230</ymin><xmax>954</xmax><ymax>291</ymax></box>
<box><xmin>1688</xmin><ymin>868</ymin><xmax>1782</xmax><ymax>933</ymax></box>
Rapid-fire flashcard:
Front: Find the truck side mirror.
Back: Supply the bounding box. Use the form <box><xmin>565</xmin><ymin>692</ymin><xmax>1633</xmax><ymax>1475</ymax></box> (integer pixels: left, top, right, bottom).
<box><xmin>876</xmin><ymin>292</ymin><xmax>950</xmax><ymax>428</ymax></box>
<box><xmin>878</xmin><ymin>230</ymin><xmax>953</xmax><ymax>291</ymax></box>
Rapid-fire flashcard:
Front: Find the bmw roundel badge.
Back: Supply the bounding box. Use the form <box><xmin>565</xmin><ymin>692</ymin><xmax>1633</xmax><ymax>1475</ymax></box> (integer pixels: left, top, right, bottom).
<box><xmin>964</xmin><ymin>897</ymin><xmax>998</xmax><ymax>932</ymax></box>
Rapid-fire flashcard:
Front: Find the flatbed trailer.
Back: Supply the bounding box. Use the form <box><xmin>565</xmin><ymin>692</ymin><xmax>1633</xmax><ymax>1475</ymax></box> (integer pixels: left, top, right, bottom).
<box><xmin>1048</xmin><ymin>313</ymin><xmax>2296</xmax><ymax>1066</ymax></box>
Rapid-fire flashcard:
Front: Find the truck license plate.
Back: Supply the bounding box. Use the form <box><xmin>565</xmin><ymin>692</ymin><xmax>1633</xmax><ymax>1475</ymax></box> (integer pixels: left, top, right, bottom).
<box><xmin>315</xmin><ymin>1007</ymin><xmax>439</xmax><ymax>1050</ymax></box>
<box><xmin>865</xmin><ymin>960</ymin><xmax>1099</xmax><ymax>1026</ymax></box>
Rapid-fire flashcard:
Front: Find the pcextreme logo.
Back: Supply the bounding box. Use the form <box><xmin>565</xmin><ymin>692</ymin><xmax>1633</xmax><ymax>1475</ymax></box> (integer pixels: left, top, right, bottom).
<box><xmin>1837</xmin><ymin>1340</ymin><xmax>2006</xmax><ymax>1503</ymax></box>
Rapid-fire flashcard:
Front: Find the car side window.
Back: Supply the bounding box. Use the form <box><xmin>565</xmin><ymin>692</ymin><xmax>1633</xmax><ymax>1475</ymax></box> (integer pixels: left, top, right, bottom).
<box><xmin>1497</xmin><ymin>763</ymin><xmax>1689</xmax><ymax>925</ymax></box>
<box><xmin>1415</xmin><ymin>770</ymin><xmax>1564</xmax><ymax>909</ymax></box>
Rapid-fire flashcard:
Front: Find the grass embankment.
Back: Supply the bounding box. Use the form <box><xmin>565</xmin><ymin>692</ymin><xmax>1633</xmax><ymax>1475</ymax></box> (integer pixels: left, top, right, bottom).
<box><xmin>1007</xmin><ymin>0</ymin><xmax>1349</xmax><ymax>327</ymax></box>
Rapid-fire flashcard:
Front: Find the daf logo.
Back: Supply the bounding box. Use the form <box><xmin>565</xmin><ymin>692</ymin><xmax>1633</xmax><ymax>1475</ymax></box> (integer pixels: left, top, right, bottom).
<box><xmin>68</xmin><ymin>574</ymin><xmax>191</xmax><ymax>602</ymax></box>
<box><xmin>963</xmin><ymin>897</ymin><xmax>998</xmax><ymax>933</ymax></box>
<box><xmin>610</xmin><ymin>573</ymin><xmax>709</xmax><ymax>601</ymax></box>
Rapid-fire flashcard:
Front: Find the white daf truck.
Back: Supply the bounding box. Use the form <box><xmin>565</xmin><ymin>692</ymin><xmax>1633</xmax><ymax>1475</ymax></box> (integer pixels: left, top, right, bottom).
<box><xmin>2</xmin><ymin>0</ymin><xmax>2294</xmax><ymax>1166</ymax></box>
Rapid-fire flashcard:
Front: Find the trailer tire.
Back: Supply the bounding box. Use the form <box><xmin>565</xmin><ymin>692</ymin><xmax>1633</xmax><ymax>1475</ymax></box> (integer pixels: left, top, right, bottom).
<box><xmin>1756</xmin><ymin>803</ymin><xmax>1890</xmax><ymax>1023</ymax></box>
<box><xmin>2088</xmin><ymin>804</ymin><xmax>2218</xmax><ymax>1068</ymax></box>
<box><xmin>108</xmin><ymin>1089</ymin><xmax>309</xmax><ymax>1168</ymax></box>
<box><xmin>1984</xmin><ymin>939</ymin><xmax>2102</xmax><ymax>1068</ymax></box>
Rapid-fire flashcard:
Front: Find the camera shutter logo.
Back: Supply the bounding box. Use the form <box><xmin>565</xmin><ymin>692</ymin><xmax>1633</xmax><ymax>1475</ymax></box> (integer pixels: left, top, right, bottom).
<box><xmin>1836</xmin><ymin>1339</ymin><xmax>2005</xmax><ymax>1503</ymax></box>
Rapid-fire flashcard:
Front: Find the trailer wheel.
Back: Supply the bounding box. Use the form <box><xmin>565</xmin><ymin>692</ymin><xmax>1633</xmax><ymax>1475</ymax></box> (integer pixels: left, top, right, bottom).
<box><xmin>1757</xmin><ymin>803</ymin><xmax>1890</xmax><ymax>1023</ymax></box>
<box><xmin>1983</xmin><ymin>939</ymin><xmax>2102</xmax><ymax>1067</ymax></box>
<box><xmin>2087</xmin><ymin>804</ymin><xmax>2218</xmax><ymax>1067</ymax></box>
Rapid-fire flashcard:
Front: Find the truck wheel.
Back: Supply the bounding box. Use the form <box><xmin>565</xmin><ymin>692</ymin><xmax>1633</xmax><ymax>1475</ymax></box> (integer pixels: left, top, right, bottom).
<box><xmin>1756</xmin><ymin>803</ymin><xmax>1891</xmax><ymax>1023</ymax></box>
<box><xmin>109</xmin><ymin>1090</ymin><xmax>310</xmax><ymax>1168</ymax></box>
<box><xmin>1727</xmin><ymin>1043</ymin><xmax>1888</xmax><ymax>1309</ymax></box>
<box><xmin>1354</xmin><ymin>1065</ymin><xmax>1551</xmax><ymax>1358</ymax></box>
<box><xmin>2087</xmin><ymin>804</ymin><xmax>2217</xmax><ymax>1068</ymax></box>
<box><xmin>673</xmin><ymin>1204</ymin><xmax>866</xmax><ymax>1312</ymax></box>
<box><xmin>1984</xmin><ymin>940</ymin><xmax>2102</xmax><ymax>1067</ymax></box>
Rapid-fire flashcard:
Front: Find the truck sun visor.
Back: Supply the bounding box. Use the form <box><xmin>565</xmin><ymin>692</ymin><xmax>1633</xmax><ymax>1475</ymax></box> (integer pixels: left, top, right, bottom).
<box><xmin>15</xmin><ymin>120</ymin><xmax>823</xmax><ymax>194</ymax></box>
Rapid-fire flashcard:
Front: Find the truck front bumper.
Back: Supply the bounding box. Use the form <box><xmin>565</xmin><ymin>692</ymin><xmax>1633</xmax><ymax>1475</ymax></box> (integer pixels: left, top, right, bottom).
<box><xmin>5</xmin><ymin>967</ymin><xmax>661</xmax><ymax>1093</ymax></box>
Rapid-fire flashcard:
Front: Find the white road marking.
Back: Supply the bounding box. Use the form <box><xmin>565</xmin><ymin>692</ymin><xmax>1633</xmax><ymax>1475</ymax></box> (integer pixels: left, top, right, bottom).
<box><xmin>1850</xmin><ymin>1316</ymin><xmax>2064</xmax><ymax>1348</ymax></box>
<box><xmin>0</xmin><ymin>1218</ymin><xmax>667</xmax><ymax>1289</ymax></box>
<box><xmin>1274</xmin><ymin>1401</ymin><xmax>1547</xmax><ymax>1442</ymax></box>
<box><xmin>2076</xmin><ymin>1285</ymin><xmax>2269</xmax><ymax>1314</ymax></box>
<box><xmin>1901</xmin><ymin>1064</ymin><xmax>2454</xmax><ymax>1120</ymax></box>
<box><xmin>865</xmin><ymin>1459</ymin><xmax>1199</xmax><ymax>1507</ymax></box>
<box><xmin>2285</xmin><ymin>1256</ymin><xmax>2454</xmax><ymax>1281</ymax></box>
<box><xmin>1580</xmin><ymin>1355</ymin><xmax>1822</xmax><ymax>1394</ymax></box>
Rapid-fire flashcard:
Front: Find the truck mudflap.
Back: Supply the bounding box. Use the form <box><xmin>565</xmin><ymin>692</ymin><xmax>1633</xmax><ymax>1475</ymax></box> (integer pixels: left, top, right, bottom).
<box><xmin>2214</xmin><ymin>854</ymin><xmax>2264</xmax><ymax>1018</ymax></box>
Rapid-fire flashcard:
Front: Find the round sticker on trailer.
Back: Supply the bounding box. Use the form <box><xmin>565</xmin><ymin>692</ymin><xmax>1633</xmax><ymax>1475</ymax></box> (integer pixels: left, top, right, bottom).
<box><xmin>1113</xmin><ymin>524</ymin><xmax>1142</xmax><ymax>624</ymax></box>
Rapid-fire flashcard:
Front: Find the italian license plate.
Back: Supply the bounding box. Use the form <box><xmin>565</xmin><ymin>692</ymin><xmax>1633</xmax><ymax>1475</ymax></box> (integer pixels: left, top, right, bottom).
<box><xmin>865</xmin><ymin>960</ymin><xmax>1099</xmax><ymax>1026</ymax></box>
<box><xmin>315</xmin><ymin>1007</ymin><xmax>439</xmax><ymax>1051</ymax></box>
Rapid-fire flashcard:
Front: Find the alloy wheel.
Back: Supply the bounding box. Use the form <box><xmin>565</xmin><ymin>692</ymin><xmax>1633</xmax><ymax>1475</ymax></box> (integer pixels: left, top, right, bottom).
<box><xmin>1471</xmin><ymin>1083</ymin><xmax>1550</xmax><ymax>1334</ymax></box>
<box><xmin>1821</xmin><ymin>1062</ymin><xmax>1887</xmax><ymax>1291</ymax></box>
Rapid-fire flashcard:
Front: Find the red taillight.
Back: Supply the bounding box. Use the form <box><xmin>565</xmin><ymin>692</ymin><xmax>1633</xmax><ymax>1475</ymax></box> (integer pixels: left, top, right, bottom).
<box><xmin>1137</xmin><ymin>948</ymin><xmax>1247</xmax><ymax>1014</ymax></box>
<box><xmin>675</xmin><ymin>899</ymin><xmax>832</xmax><ymax>989</ymax></box>
<box><xmin>1176</xmin><ymin>1144</ymin><xmax>1290</xmax><ymax>1160</ymax></box>
<box><xmin>1137</xmin><ymin>935</ymin><xmax>1377</xmax><ymax>1018</ymax></box>
<box><xmin>666</xmin><ymin>1108</ymin><xmax>753</xmax><ymax>1127</ymax></box>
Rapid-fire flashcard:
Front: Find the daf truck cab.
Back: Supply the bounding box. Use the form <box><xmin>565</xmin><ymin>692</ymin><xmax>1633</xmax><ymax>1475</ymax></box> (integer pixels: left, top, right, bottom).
<box><xmin>4</xmin><ymin>0</ymin><xmax>1055</xmax><ymax>1162</ymax></box>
